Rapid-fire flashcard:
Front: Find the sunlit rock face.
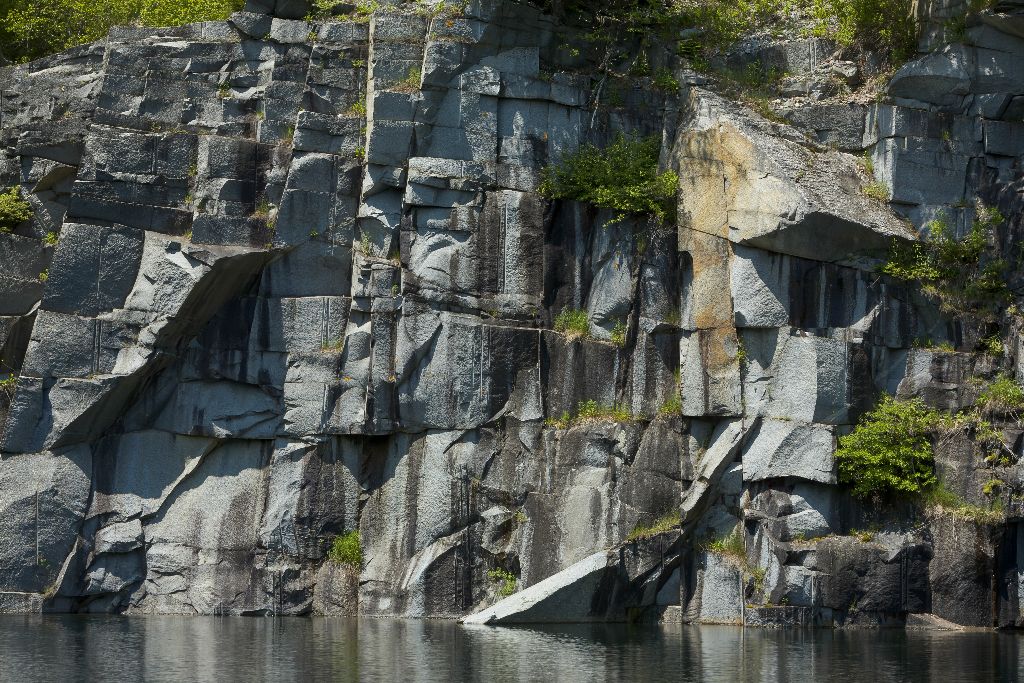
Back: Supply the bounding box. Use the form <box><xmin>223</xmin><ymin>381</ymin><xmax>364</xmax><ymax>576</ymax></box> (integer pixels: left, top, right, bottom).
<box><xmin>1</xmin><ymin>0</ymin><xmax>1023</xmax><ymax>628</ymax></box>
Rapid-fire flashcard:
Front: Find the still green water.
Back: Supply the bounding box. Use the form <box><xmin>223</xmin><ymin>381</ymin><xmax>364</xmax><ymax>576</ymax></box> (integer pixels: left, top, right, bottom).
<box><xmin>0</xmin><ymin>616</ymin><xmax>1021</xmax><ymax>682</ymax></box>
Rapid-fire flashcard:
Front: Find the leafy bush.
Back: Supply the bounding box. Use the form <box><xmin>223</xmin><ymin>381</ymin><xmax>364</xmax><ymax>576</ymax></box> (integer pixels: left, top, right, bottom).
<box><xmin>553</xmin><ymin>307</ymin><xmax>590</xmax><ymax>339</ymax></box>
<box><xmin>658</xmin><ymin>394</ymin><xmax>682</xmax><ymax>416</ymax></box>
<box><xmin>654</xmin><ymin>0</ymin><xmax>916</xmax><ymax>64</ymax></box>
<box><xmin>807</xmin><ymin>0</ymin><xmax>917</xmax><ymax>62</ymax></box>
<box><xmin>0</xmin><ymin>0</ymin><xmax>244</xmax><ymax>63</ymax></box>
<box><xmin>977</xmin><ymin>375</ymin><xmax>1024</xmax><ymax>418</ymax></box>
<box><xmin>702</xmin><ymin>527</ymin><xmax>746</xmax><ymax>558</ymax></box>
<box><xmin>862</xmin><ymin>180</ymin><xmax>890</xmax><ymax>201</ymax></box>
<box><xmin>835</xmin><ymin>396</ymin><xmax>941</xmax><ymax>498</ymax></box>
<box><xmin>0</xmin><ymin>186</ymin><xmax>32</xmax><ymax>232</ymax></box>
<box><xmin>328</xmin><ymin>530</ymin><xmax>362</xmax><ymax>567</ymax></box>
<box><xmin>539</xmin><ymin>134</ymin><xmax>678</xmax><ymax>223</ymax></box>
<box><xmin>487</xmin><ymin>568</ymin><xmax>517</xmax><ymax>597</ymax></box>
<box><xmin>881</xmin><ymin>207</ymin><xmax>1010</xmax><ymax>320</ymax></box>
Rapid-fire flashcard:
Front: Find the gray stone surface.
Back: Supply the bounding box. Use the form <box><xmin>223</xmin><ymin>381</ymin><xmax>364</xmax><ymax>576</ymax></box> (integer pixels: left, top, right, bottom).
<box><xmin>0</xmin><ymin>0</ymin><xmax>1021</xmax><ymax>628</ymax></box>
<box><xmin>462</xmin><ymin>551</ymin><xmax>614</xmax><ymax>624</ymax></box>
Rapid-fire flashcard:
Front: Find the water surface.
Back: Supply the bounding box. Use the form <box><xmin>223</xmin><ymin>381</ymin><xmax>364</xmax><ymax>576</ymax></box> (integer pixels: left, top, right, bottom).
<box><xmin>1</xmin><ymin>616</ymin><xmax>1021</xmax><ymax>682</ymax></box>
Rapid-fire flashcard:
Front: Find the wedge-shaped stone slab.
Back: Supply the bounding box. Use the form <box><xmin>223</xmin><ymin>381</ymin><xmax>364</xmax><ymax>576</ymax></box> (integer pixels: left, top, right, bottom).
<box><xmin>462</xmin><ymin>551</ymin><xmax>614</xmax><ymax>624</ymax></box>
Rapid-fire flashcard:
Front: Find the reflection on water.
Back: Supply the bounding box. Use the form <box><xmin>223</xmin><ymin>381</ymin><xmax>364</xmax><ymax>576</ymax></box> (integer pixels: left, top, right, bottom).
<box><xmin>1</xmin><ymin>616</ymin><xmax>1021</xmax><ymax>682</ymax></box>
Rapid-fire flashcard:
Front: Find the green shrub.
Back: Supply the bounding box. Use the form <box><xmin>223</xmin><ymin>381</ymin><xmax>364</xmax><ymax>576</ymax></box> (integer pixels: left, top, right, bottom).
<box><xmin>807</xmin><ymin>0</ymin><xmax>917</xmax><ymax>62</ymax></box>
<box><xmin>881</xmin><ymin>208</ymin><xmax>1010</xmax><ymax>320</ymax></box>
<box><xmin>539</xmin><ymin>133</ymin><xmax>678</xmax><ymax>223</ymax></box>
<box><xmin>610</xmin><ymin>319</ymin><xmax>627</xmax><ymax>347</ymax></box>
<box><xmin>487</xmin><ymin>568</ymin><xmax>516</xmax><ymax>597</ymax></box>
<box><xmin>653</xmin><ymin>67</ymin><xmax>679</xmax><ymax>93</ymax></box>
<box><xmin>0</xmin><ymin>186</ymin><xmax>32</xmax><ymax>231</ymax></box>
<box><xmin>702</xmin><ymin>527</ymin><xmax>746</xmax><ymax>559</ymax></box>
<box><xmin>544</xmin><ymin>399</ymin><xmax>637</xmax><ymax>428</ymax></box>
<box><xmin>669</xmin><ymin>0</ymin><xmax>916</xmax><ymax>66</ymax></box>
<box><xmin>627</xmin><ymin>510</ymin><xmax>681</xmax><ymax>540</ymax></box>
<box><xmin>328</xmin><ymin>530</ymin><xmax>362</xmax><ymax>567</ymax></box>
<box><xmin>921</xmin><ymin>481</ymin><xmax>1004</xmax><ymax>523</ymax></box>
<box><xmin>0</xmin><ymin>0</ymin><xmax>244</xmax><ymax>63</ymax></box>
<box><xmin>575</xmin><ymin>399</ymin><xmax>635</xmax><ymax>423</ymax></box>
<box><xmin>345</xmin><ymin>100</ymin><xmax>367</xmax><ymax>118</ymax></box>
<box><xmin>862</xmin><ymin>180</ymin><xmax>890</xmax><ymax>201</ymax></box>
<box><xmin>835</xmin><ymin>396</ymin><xmax>941</xmax><ymax>499</ymax></box>
<box><xmin>658</xmin><ymin>394</ymin><xmax>682</xmax><ymax>416</ymax></box>
<box><xmin>553</xmin><ymin>307</ymin><xmax>590</xmax><ymax>339</ymax></box>
<box><xmin>977</xmin><ymin>375</ymin><xmax>1024</xmax><ymax>417</ymax></box>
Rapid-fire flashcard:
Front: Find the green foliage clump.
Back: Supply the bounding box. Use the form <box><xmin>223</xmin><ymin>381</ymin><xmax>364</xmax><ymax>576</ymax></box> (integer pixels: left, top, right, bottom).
<box><xmin>706</xmin><ymin>62</ymin><xmax>787</xmax><ymax>123</ymax></box>
<box><xmin>610</xmin><ymin>320</ymin><xmax>627</xmax><ymax>347</ymax></box>
<box><xmin>390</xmin><ymin>67</ymin><xmax>422</xmax><ymax>93</ymax></box>
<box><xmin>0</xmin><ymin>375</ymin><xmax>17</xmax><ymax>398</ymax></box>
<box><xmin>0</xmin><ymin>0</ymin><xmax>244</xmax><ymax>63</ymax></box>
<box><xmin>575</xmin><ymin>399</ymin><xmax>635</xmax><ymax>423</ymax></box>
<box><xmin>328</xmin><ymin>530</ymin><xmax>362</xmax><ymax>567</ymax></box>
<box><xmin>345</xmin><ymin>100</ymin><xmax>367</xmax><ymax>118</ymax></box>
<box><xmin>862</xmin><ymin>180</ymin><xmax>890</xmax><ymax>201</ymax></box>
<box><xmin>487</xmin><ymin>568</ymin><xmax>516</xmax><ymax>597</ymax></box>
<box><xmin>543</xmin><ymin>398</ymin><xmax>637</xmax><ymax>428</ymax></box>
<box><xmin>702</xmin><ymin>527</ymin><xmax>746</xmax><ymax>559</ymax></box>
<box><xmin>539</xmin><ymin>134</ymin><xmax>678</xmax><ymax>223</ymax></box>
<box><xmin>668</xmin><ymin>0</ymin><xmax>916</xmax><ymax>66</ymax></box>
<box><xmin>977</xmin><ymin>375</ymin><xmax>1024</xmax><ymax>418</ymax></box>
<box><xmin>0</xmin><ymin>186</ymin><xmax>32</xmax><ymax>232</ymax></box>
<box><xmin>553</xmin><ymin>307</ymin><xmax>590</xmax><ymax>340</ymax></box>
<box><xmin>657</xmin><ymin>394</ymin><xmax>682</xmax><ymax>417</ymax></box>
<box><xmin>806</xmin><ymin>0</ymin><xmax>917</xmax><ymax>61</ymax></box>
<box><xmin>627</xmin><ymin>510</ymin><xmax>681</xmax><ymax>540</ymax></box>
<box><xmin>835</xmin><ymin>396</ymin><xmax>941</xmax><ymax>499</ymax></box>
<box><xmin>652</xmin><ymin>68</ymin><xmax>679</xmax><ymax>93</ymax></box>
<box><xmin>881</xmin><ymin>207</ymin><xmax>1010</xmax><ymax>320</ymax></box>
<box><xmin>921</xmin><ymin>481</ymin><xmax>1004</xmax><ymax>524</ymax></box>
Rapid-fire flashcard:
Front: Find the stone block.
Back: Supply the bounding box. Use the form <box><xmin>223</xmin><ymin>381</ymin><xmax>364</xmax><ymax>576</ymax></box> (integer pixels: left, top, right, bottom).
<box><xmin>742</xmin><ymin>418</ymin><xmax>836</xmax><ymax>484</ymax></box>
<box><xmin>42</xmin><ymin>223</ymin><xmax>143</xmax><ymax>317</ymax></box>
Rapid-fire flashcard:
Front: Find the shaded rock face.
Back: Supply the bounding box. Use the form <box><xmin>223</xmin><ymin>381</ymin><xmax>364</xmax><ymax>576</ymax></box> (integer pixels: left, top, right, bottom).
<box><xmin>0</xmin><ymin>0</ymin><xmax>1023</xmax><ymax>627</ymax></box>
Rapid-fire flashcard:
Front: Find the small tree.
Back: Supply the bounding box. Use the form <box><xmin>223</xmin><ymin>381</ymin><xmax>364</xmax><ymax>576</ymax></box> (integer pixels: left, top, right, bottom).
<box><xmin>835</xmin><ymin>396</ymin><xmax>941</xmax><ymax>499</ymax></box>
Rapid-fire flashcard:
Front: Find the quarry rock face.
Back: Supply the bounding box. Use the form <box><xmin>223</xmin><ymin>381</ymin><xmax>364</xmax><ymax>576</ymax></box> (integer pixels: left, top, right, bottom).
<box><xmin>1</xmin><ymin>0</ymin><xmax>1024</xmax><ymax>627</ymax></box>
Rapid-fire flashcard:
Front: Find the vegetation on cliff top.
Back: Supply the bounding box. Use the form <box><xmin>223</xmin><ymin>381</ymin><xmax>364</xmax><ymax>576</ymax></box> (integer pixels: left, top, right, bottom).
<box><xmin>0</xmin><ymin>0</ymin><xmax>244</xmax><ymax>63</ymax></box>
<box><xmin>536</xmin><ymin>0</ymin><xmax>918</xmax><ymax>64</ymax></box>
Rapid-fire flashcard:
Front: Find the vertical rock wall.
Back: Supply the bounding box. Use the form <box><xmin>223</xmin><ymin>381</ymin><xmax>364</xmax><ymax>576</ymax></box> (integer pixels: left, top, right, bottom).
<box><xmin>0</xmin><ymin>0</ymin><xmax>1022</xmax><ymax>626</ymax></box>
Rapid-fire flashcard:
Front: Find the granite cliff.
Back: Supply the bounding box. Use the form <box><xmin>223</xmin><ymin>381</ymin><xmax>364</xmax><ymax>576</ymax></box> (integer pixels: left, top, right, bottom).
<box><xmin>1</xmin><ymin>0</ymin><xmax>1024</xmax><ymax>628</ymax></box>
